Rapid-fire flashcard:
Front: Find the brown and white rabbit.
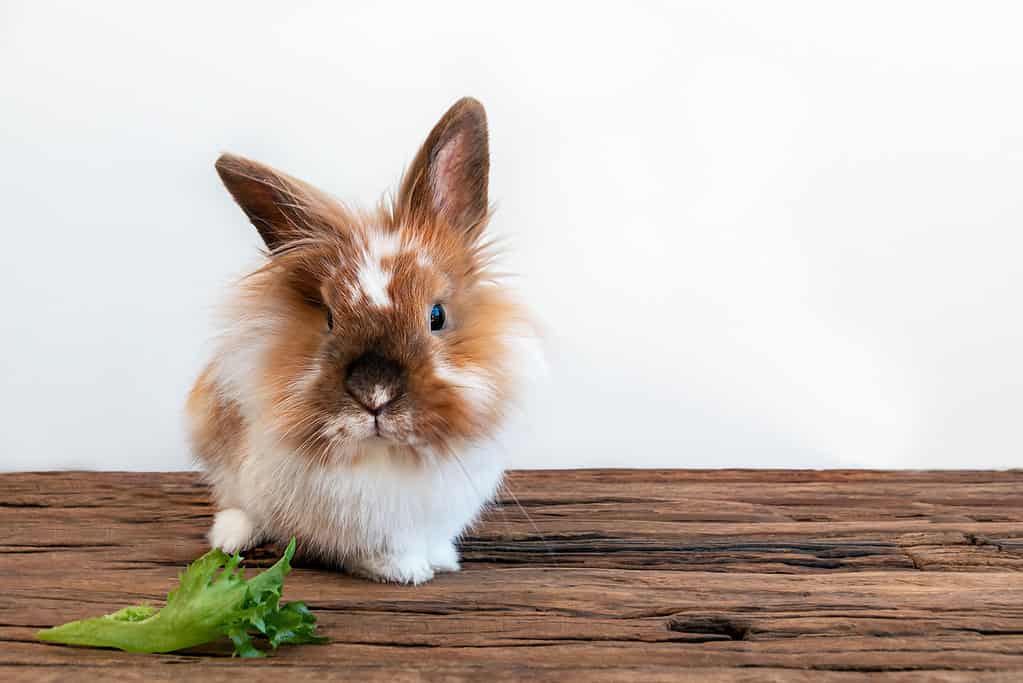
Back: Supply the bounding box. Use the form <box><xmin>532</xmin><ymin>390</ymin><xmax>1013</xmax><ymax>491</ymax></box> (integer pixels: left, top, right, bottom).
<box><xmin>186</xmin><ymin>98</ymin><xmax>539</xmax><ymax>584</ymax></box>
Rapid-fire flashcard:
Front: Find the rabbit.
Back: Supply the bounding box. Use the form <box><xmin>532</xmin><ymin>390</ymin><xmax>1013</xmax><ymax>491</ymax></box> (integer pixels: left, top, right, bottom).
<box><xmin>186</xmin><ymin>98</ymin><xmax>540</xmax><ymax>584</ymax></box>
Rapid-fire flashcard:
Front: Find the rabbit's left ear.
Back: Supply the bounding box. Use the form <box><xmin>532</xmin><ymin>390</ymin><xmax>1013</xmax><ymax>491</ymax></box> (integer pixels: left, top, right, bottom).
<box><xmin>215</xmin><ymin>153</ymin><xmax>337</xmax><ymax>252</ymax></box>
<box><xmin>399</xmin><ymin>97</ymin><xmax>490</xmax><ymax>241</ymax></box>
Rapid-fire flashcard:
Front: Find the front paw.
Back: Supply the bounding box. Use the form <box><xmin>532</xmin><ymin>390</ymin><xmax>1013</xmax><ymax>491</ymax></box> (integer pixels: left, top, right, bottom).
<box><xmin>428</xmin><ymin>540</ymin><xmax>461</xmax><ymax>573</ymax></box>
<box><xmin>209</xmin><ymin>508</ymin><xmax>259</xmax><ymax>555</ymax></box>
<box><xmin>346</xmin><ymin>554</ymin><xmax>435</xmax><ymax>585</ymax></box>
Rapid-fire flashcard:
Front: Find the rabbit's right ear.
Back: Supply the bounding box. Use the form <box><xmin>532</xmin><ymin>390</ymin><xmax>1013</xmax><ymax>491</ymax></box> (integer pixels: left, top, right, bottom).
<box><xmin>398</xmin><ymin>98</ymin><xmax>490</xmax><ymax>243</ymax></box>
<box><xmin>215</xmin><ymin>153</ymin><xmax>335</xmax><ymax>252</ymax></box>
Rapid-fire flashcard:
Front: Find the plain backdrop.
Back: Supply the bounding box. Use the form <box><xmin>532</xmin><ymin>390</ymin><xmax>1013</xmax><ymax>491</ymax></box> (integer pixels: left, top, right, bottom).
<box><xmin>2</xmin><ymin>1</ymin><xmax>1022</xmax><ymax>471</ymax></box>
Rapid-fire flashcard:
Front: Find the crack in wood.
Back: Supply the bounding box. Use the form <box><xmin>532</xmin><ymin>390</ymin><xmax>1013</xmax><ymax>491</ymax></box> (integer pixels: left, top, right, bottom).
<box><xmin>665</xmin><ymin>616</ymin><xmax>752</xmax><ymax>642</ymax></box>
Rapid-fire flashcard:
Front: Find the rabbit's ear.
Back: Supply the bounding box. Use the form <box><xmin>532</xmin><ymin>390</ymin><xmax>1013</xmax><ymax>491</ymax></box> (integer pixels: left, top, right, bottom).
<box><xmin>399</xmin><ymin>97</ymin><xmax>490</xmax><ymax>242</ymax></box>
<box><xmin>215</xmin><ymin>153</ymin><xmax>336</xmax><ymax>252</ymax></box>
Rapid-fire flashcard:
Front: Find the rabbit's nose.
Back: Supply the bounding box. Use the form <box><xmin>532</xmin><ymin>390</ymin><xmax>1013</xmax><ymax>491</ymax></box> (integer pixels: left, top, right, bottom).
<box><xmin>345</xmin><ymin>352</ymin><xmax>405</xmax><ymax>413</ymax></box>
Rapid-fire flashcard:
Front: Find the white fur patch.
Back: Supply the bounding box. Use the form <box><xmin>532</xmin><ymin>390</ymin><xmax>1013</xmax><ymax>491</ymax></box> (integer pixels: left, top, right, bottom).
<box><xmin>369</xmin><ymin>229</ymin><xmax>401</xmax><ymax>259</ymax></box>
<box><xmin>210</xmin><ymin>310</ymin><xmax>286</xmax><ymax>424</ymax></box>
<box><xmin>428</xmin><ymin>539</ymin><xmax>461</xmax><ymax>572</ymax></box>
<box><xmin>209</xmin><ymin>508</ymin><xmax>259</xmax><ymax>554</ymax></box>
<box><xmin>434</xmin><ymin>360</ymin><xmax>497</xmax><ymax>409</ymax></box>
<box><xmin>345</xmin><ymin>552</ymin><xmax>435</xmax><ymax>585</ymax></box>
<box><xmin>357</xmin><ymin>258</ymin><xmax>391</xmax><ymax>307</ymax></box>
<box><xmin>355</xmin><ymin>229</ymin><xmax>401</xmax><ymax>307</ymax></box>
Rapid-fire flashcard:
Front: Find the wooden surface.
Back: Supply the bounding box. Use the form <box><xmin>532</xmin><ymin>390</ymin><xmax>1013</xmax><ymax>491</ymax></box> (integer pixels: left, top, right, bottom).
<box><xmin>2</xmin><ymin>469</ymin><xmax>1023</xmax><ymax>681</ymax></box>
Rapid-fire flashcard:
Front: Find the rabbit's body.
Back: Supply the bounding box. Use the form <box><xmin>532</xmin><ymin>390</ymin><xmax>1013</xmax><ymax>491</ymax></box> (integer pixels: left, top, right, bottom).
<box><xmin>186</xmin><ymin>99</ymin><xmax>537</xmax><ymax>584</ymax></box>
<box><xmin>192</xmin><ymin>378</ymin><xmax>502</xmax><ymax>584</ymax></box>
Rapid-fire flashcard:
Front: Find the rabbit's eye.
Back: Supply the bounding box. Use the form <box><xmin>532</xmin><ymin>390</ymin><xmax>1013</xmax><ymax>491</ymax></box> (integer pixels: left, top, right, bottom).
<box><xmin>326</xmin><ymin>308</ymin><xmax>334</xmax><ymax>331</ymax></box>
<box><xmin>430</xmin><ymin>303</ymin><xmax>446</xmax><ymax>332</ymax></box>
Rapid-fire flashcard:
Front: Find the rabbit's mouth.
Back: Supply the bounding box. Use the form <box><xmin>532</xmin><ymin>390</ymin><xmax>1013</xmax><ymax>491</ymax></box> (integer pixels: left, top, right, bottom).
<box><xmin>371</xmin><ymin>414</ymin><xmax>396</xmax><ymax>441</ymax></box>
<box><xmin>349</xmin><ymin>404</ymin><xmax>417</xmax><ymax>447</ymax></box>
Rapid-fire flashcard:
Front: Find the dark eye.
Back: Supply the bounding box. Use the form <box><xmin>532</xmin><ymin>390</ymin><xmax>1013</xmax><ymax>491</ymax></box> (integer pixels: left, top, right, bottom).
<box><xmin>326</xmin><ymin>307</ymin><xmax>334</xmax><ymax>331</ymax></box>
<box><xmin>430</xmin><ymin>303</ymin><xmax>446</xmax><ymax>332</ymax></box>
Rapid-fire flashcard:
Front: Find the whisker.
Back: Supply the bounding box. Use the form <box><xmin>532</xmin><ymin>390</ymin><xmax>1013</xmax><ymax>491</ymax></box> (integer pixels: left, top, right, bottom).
<box><xmin>489</xmin><ymin>440</ymin><xmax>556</xmax><ymax>562</ymax></box>
<box><xmin>450</xmin><ymin>451</ymin><xmax>506</xmax><ymax>530</ymax></box>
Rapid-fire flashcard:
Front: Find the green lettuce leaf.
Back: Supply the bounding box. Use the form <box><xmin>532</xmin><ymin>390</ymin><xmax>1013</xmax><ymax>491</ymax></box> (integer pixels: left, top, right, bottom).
<box><xmin>37</xmin><ymin>538</ymin><xmax>326</xmax><ymax>657</ymax></box>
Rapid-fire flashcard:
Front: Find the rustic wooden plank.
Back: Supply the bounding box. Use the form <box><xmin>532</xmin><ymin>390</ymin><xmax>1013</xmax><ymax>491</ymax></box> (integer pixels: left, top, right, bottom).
<box><xmin>1</xmin><ymin>470</ymin><xmax>1022</xmax><ymax>680</ymax></box>
<box><xmin>3</xmin><ymin>659</ymin><xmax>1020</xmax><ymax>683</ymax></box>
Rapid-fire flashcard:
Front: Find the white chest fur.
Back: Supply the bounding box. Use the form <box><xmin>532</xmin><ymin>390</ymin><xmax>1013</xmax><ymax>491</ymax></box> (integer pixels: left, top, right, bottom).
<box><xmin>221</xmin><ymin>437</ymin><xmax>504</xmax><ymax>567</ymax></box>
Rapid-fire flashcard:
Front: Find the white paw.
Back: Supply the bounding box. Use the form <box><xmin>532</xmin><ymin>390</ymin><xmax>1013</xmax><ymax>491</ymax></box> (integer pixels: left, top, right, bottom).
<box><xmin>209</xmin><ymin>508</ymin><xmax>259</xmax><ymax>554</ymax></box>
<box><xmin>428</xmin><ymin>540</ymin><xmax>461</xmax><ymax>573</ymax></box>
<box><xmin>346</xmin><ymin>554</ymin><xmax>435</xmax><ymax>585</ymax></box>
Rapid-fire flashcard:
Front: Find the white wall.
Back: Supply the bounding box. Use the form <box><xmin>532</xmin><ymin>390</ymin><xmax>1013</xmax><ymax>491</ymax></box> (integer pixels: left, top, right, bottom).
<box><xmin>2</xmin><ymin>1</ymin><xmax>1022</xmax><ymax>471</ymax></box>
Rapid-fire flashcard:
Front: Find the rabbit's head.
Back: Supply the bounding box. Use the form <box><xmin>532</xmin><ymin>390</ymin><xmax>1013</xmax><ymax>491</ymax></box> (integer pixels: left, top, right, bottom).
<box><xmin>211</xmin><ymin>98</ymin><xmax>536</xmax><ymax>464</ymax></box>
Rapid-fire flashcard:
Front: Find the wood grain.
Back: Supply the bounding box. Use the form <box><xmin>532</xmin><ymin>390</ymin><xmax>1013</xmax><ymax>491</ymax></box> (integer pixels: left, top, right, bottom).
<box><xmin>2</xmin><ymin>469</ymin><xmax>1022</xmax><ymax>681</ymax></box>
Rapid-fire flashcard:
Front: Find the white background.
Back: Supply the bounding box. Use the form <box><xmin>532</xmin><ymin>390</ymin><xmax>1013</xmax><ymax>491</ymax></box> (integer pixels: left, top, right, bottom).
<box><xmin>2</xmin><ymin>2</ymin><xmax>1021</xmax><ymax>471</ymax></box>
